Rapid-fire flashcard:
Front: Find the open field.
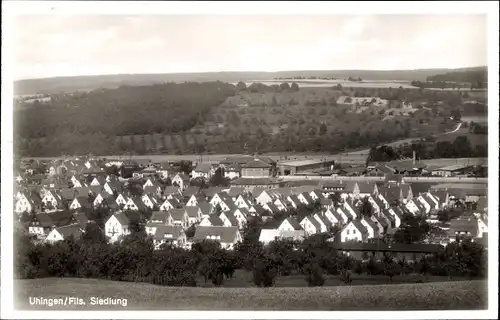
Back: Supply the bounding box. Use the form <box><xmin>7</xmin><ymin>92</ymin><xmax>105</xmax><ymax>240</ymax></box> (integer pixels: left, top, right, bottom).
<box><xmin>16</xmin><ymin>278</ymin><xmax>486</xmax><ymax>311</ymax></box>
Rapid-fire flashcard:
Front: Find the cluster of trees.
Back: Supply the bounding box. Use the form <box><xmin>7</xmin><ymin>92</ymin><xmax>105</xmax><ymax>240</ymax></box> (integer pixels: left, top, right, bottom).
<box><xmin>399</xmin><ymin>135</ymin><xmax>487</xmax><ymax>160</ymax></box>
<box><xmin>236</xmin><ymin>82</ymin><xmax>300</xmax><ymax>93</ymax></box>
<box><xmin>15</xmin><ymin>82</ymin><xmax>236</xmax><ymax>155</ymax></box>
<box><xmin>366</xmin><ymin>145</ymin><xmax>402</xmax><ymax>164</ymax></box>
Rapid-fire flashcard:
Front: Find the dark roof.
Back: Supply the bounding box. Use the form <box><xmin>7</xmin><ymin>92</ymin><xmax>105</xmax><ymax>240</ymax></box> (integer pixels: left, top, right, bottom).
<box><xmin>198</xmin><ymin>202</ymin><xmax>213</xmax><ymax>215</ymax></box>
<box><xmin>242</xmin><ymin>159</ymin><xmax>271</xmax><ymax>168</ymax></box>
<box><xmin>185</xmin><ymin>206</ymin><xmax>200</xmax><ymax>218</ymax></box>
<box><xmin>163</xmin><ymin>186</ymin><xmax>181</xmax><ymax>195</ymax></box>
<box><xmin>193</xmin><ymin>226</ymin><xmax>240</xmax><ymax>243</ymax></box>
<box><xmin>207</xmin><ymin>215</ymin><xmax>225</xmax><ymax>226</ymax></box>
<box><xmin>333</xmin><ymin>242</ymin><xmax>444</xmax><ymax>253</ymax></box>
<box><xmin>150</xmin><ymin>211</ymin><xmax>170</xmax><ymax>223</ymax></box>
<box><xmin>114</xmin><ymin>211</ymin><xmax>141</xmax><ymax>225</ymax></box>
<box><xmin>357</xmin><ymin>181</ymin><xmax>377</xmax><ymax>194</ymax></box>
<box><xmin>54</xmin><ymin>223</ymin><xmax>84</xmax><ymax>239</ymax></box>
<box><xmin>194</xmin><ymin>163</ymin><xmax>212</xmax><ymax>173</ymax></box>
<box><xmin>251</xmin><ymin>204</ymin><xmax>267</xmax><ymax>215</ymax></box>
<box><xmin>449</xmin><ymin>217</ymin><xmax>479</xmax><ymax>235</ymax></box>
<box><xmin>410</xmin><ymin>183</ymin><xmax>434</xmax><ymax>196</ymax></box>
<box><xmin>153</xmin><ymin>225</ymin><xmax>184</xmax><ymax>241</ymax></box>
<box><xmin>169</xmin><ymin>208</ymin><xmax>186</xmax><ymax>221</ymax></box>
<box><xmin>283</xmin><ymin>217</ymin><xmax>302</xmax><ymax>230</ymax></box>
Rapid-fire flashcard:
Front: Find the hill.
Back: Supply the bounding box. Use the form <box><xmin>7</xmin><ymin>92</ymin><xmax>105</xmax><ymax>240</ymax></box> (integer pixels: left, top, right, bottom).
<box><xmin>15</xmin><ymin>83</ymin><xmax>464</xmax><ymax>157</ymax></box>
<box><xmin>14</xmin><ymin>67</ymin><xmax>486</xmax><ymax>95</ymax></box>
<box><xmin>16</xmin><ymin>278</ymin><xmax>486</xmax><ymax>310</ymax></box>
<box><xmin>426</xmin><ymin>67</ymin><xmax>487</xmax><ymax>88</ymax></box>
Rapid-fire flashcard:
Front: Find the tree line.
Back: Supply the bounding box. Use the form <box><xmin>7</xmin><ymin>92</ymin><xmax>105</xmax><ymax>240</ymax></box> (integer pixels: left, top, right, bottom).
<box><xmin>16</xmin><ymin>212</ymin><xmax>486</xmax><ymax>287</ymax></box>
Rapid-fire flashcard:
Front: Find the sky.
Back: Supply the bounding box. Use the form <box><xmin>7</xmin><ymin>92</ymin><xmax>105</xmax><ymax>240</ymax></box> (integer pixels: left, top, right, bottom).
<box><xmin>12</xmin><ymin>14</ymin><xmax>488</xmax><ymax>80</ymax></box>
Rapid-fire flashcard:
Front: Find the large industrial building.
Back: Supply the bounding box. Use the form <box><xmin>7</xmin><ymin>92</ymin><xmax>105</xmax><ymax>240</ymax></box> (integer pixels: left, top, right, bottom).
<box><xmin>278</xmin><ymin>159</ymin><xmax>335</xmax><ymax>176</ymax></box>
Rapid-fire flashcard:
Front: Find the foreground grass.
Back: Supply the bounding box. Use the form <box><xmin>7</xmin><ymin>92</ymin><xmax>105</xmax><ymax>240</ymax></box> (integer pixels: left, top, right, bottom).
<box><xmin>16</xmin><ymin>278</ymin><xmax>486</xmax><ymax>311</ymax></box>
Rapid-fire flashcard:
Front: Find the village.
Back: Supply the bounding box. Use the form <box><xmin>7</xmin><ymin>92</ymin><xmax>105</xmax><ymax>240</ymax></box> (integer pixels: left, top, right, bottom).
<box><xmin>14</xmin><ymin>154</ymin><xmax>488</xmax><ymax>257</ymax></box>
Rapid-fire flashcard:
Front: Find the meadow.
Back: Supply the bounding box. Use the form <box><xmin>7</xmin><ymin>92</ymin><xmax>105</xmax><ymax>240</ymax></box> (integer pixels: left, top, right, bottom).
<box><xmin>15</xmin><ymin>277</ymin><xmax>486</xmax><ymax>310</ymax></box>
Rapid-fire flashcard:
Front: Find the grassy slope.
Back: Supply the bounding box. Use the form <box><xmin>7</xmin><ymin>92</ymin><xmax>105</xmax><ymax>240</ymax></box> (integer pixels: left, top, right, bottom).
<box><xmin>16</xmin><ymin>278</ymin><xmax>486</xmax><ymax>311</ymax></box>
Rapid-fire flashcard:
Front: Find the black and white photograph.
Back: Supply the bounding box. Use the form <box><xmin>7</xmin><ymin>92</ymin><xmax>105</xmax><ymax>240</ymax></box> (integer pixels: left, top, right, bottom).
<box><xmin>1</xmin><ymin>1</ymin><xmax>499</xmax><ymax>319</ymax></box>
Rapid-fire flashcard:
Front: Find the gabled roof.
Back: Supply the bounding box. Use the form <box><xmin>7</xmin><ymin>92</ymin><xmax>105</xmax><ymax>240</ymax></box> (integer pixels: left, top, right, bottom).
<box><xmin>193</xmin><ymin>226</ymin><xmax>240</xmax><ymax>243</ymax></box>
<box><xmin>315</xmin><ymin>214</ymin><xmax>333</xmax><ymax>228</ymax></box>
<box><xmin>73</xmin><ymin>212</ymin><xmax>89</xmax><ymax>228</ymax></box>
<box><xmin>264</xmin><ymin>203</ymin><xmax>279</xmax><ymax>213</ymax></box>
<box><xmin>153</xmin><ymin>225</ymin><xmax>184</xmax><ymax>241</ymax></box>
<box><xmin>303</xmin><ymin>215</ymin><xmax>322</xmax><ymax>231</ymax></box>
<box><xmin>362</xmin><ymin>216</ymin><xmax>378</xmax><ymax>232</ymax></box>
<box><xmin>163</xmin><ymin>186</ymin><xmax>181</xmax><ymax>195</ymax></box>
<box><xmin>169</xmin><ymin>208</ymin><xmax>186</xmax><ymax>221</ymax></box>
<box><xmin>173</xmin><ymin>173</ymin><xmax>190</xmax><ymax>181</ymax></box>
<box><xmin>320</xmin><ymin>198</ymin><xmax>333</xmax><ymax>206</ymax></box>
<box><xmin>53</xmin><ymin>223</ymin><xmax>84</xmax><ymax>240</ymax></box>
<box><xmin>350</xmin><ymin>219</ymin><xmax>369</xmax><ymax>236</ymax></box>
<box><xmin>150</xmin><ymin>211</ymin><xmax>171</xmax><ymax>223</ymax></box>
<box><xmin>194</xmin><ymin>163</ymin><xmax>212</xmax><ymax>173</ymax></box>
<box><xmin>378</xmin><ymin>185</ymin><xmax>401</xmax><ymax>202</ymax></box>
<box><xmin>250</xmin><ymin>204</ymin><xmax>267</xmax><ymax>215</ymax></box>
<box><xmin>206</xmin><ymin>215</ymin><xmax>225</xmax><ymax>226</ymax></box>
<box><xmin>144</xmin><ymin>185</ymin><xmax>161</xmax><ymax>195</ymax></box>
<box><xmin>449</xmin><ymin>216</ymin><xmax>478</xmax><ymax>236</ymax></box>
<box><xmin>220</xmin><ymin>211</ymin><xmax>239</xmax><ymax>227</ymax></box>
<box><xmin>198</xmin><ymin>202</ymin><xmax>213</xmax><ymax>215</ymax></box>
<box><xmin>185</xmin><ymin>206</ymin><xmax>201</xmax><ymax>218</ymax></box>
<box><xmin>281</xmin><ymin>217</ymin><xmax>302</xmax><ymax>230</ymax></box>
<box><xmin>287</xmin><ymin>194</ymin><xmax>301</xmax><ymax>205</ymax></box>
<box><xmin>183</xmin><ymin>186</ymin><xmax>201</xmax><ymax>198</ymax></box>
<box><xmin>114</xmin><ymin>211</ymin><xmax>141</xmax><ymax>226</ymax></box>
<box><xmin>300</xmin><ymin>192</ymin><xmax>314</xmax><ymax>204</ymax></box>
<box><xmin>202</xmin><ymin>187</ymin><xmax>224</xmax><ymax>198</ymax></box>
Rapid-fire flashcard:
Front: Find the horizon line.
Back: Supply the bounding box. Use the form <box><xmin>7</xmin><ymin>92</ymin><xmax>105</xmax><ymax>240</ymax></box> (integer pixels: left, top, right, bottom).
<box><xmin>14</xmin><ymin>65</ymin><xmax>487</xmax><ymax>82</ymax></box>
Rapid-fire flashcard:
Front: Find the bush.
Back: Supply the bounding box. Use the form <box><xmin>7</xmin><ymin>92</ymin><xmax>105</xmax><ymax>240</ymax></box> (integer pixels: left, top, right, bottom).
<box><xmin>252</xmin><ymin>258</ymin><xmax>277</xmax><ymax>287</ymax></box>
<box><xmin>305</xmin><ymin>264</ymin><xmax>325</xmax><ymax>287</ymax></box>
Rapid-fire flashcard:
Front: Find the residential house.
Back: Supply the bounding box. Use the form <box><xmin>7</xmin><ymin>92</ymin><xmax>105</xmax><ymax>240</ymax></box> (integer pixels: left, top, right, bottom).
<box><xmin>15</xmin><ymin>192</ymin><xmax>41</xmax><ymax>214</ymax></box>
<box><xmin>185</xmin><ymin>206</ymin><xmax>203</xmax><ymax>225</ymax></box>
<box><xmin>324</xmin><ymin>208</ymin><xmax>344</xmax><ymax>225</ymax></box>
<box><xmin>235</xmin><ymin>194</ymin><xmax>253</xmax><ymax>209</ymax></box>
<box><xmin>199</xmin><ymin>215</ymin><xmax>226</xmax><ymax>227</ymax></box>
<box><xmin>191</xmin><ymin>163</ymin><xmax>214</xmax><ymax>180</ymax></box>
<box><xmin>360</xmin><ymin>216</ymin><xmax>380</xmax><ymax>239</ymax></box>
<box><xmin>297</xmin><ymin>192</ymin><xmax>314</xmax><ymax>206</ymax></box>
<box><xmin>115</xmin><ymin>193</ymin><xmax>129</xmax><ymax>207</ymax></box>
<box><xmin>45</xmin><ymin>224</ymin><xmax>84</xmax><ymax>243</ymax></box>
<box><xmin>28</xmin><ymin>210</ymin><xmax>75</xmax><ymax>238</ymax></box>
<box><xmin>223</xmin><ymin>164</ymin><xmax>241</xmax><ymax>180</ymax></box>
<box><xmin>278</xmin><ymin>217</ymin><xmax>302</xmax><ymax>232</ymax></box>
<box><xmin>90</xmin><ymin>176</ymin><xmax>106</xmax><ymax>186</ymax></box>
<box><xmin>123</xmin><ymin>197</ymin><xmax>148</xmax><ymax>212</ymax></box>
<box><xmin>448</xmin><ymin>216</ymin><xmax>488</xmax><ymax>243</ymax></box>
<box><xmin>313</xmin><ymin>213</ymin><xmax>334</xmax><ymax>233</ymax></box>
<box><xmin>171</xmin><ymin>173</ymin><xmax>190</xmax><ymax>191</ymax></box>
<box><xmin>300</xmin><ymin>215</ymin><xmax>322</xmax><ymax>235</ymax></box>
<box><xmin>341</xmin><ymin>220</ymin><xmax>369</xmax><ymax>243</ymax></box>
<box><xmin>145</xmin><ymin>211</ymin><xmax>174</xmax><ymax>236</ymax></box>
<box><xmin>219</xmin><ymin>211</ymin><xmax>240</xmax><ymax>228</ymax></box>
<box><xmin>169</xmin><ymin>208</ymin><xmax>190</xmax><ymax>228</ymax></box>
<box><xmin>198</xmin><ymin>202</ymin><xmax>214</xmax><ymax>218</ymax></box>
<box><xmin>262</xmin><ymin>202</ymin><xmax>280</xmax><ymax>215</ymax></box>
<box><xmin>105</xmin><ymin>211</ymin><xmax>141</xmax><ymax>243</ymax></box>
<box><xmin>232</xmin><ymin>208</ymin><xmax>249</xmax><ymax>229</ymax></box>
<box><xmin>41</xmin><ymin>190</ymin><xmax>63</xmax><ymax>211</ymax></box>
<box><xmin>153</xmin><ymin>225</ymin><xmax>186</xmax><ymax>249</ymax></box>
<box><xmin>273</xmin><ymin>197</ymin><xmax>289</xmax><ymax>211</ymax></box>
<box><xmin>192</xmin><ymin>226</ymin><xmax>242</xmax><ymax>250</ymax></box>
<box><xmin>69</xmin><ymin>197</ymin><xmax>92</xmax><ymax>211</ymax></box>
<box><xmin>224</xmin><ymin>187</ymin><xmax>246</xmax><ymax>201</ymax></box>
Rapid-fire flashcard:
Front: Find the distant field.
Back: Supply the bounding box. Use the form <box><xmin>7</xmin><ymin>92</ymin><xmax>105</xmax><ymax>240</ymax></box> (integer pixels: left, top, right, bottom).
<box><xmin>436</xmin><ymin>128</ymin><xmax>488</xmax><ymax>148</ymax></box>
<box><xmin>16</xmin><ymin>278</ymin><xmax>486</xmax><ymax>310</ymax></box>
<box><xmin>235</xmin><ymin>80</ymin><xmax>419</xmax><ymax>89</ymax></box>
